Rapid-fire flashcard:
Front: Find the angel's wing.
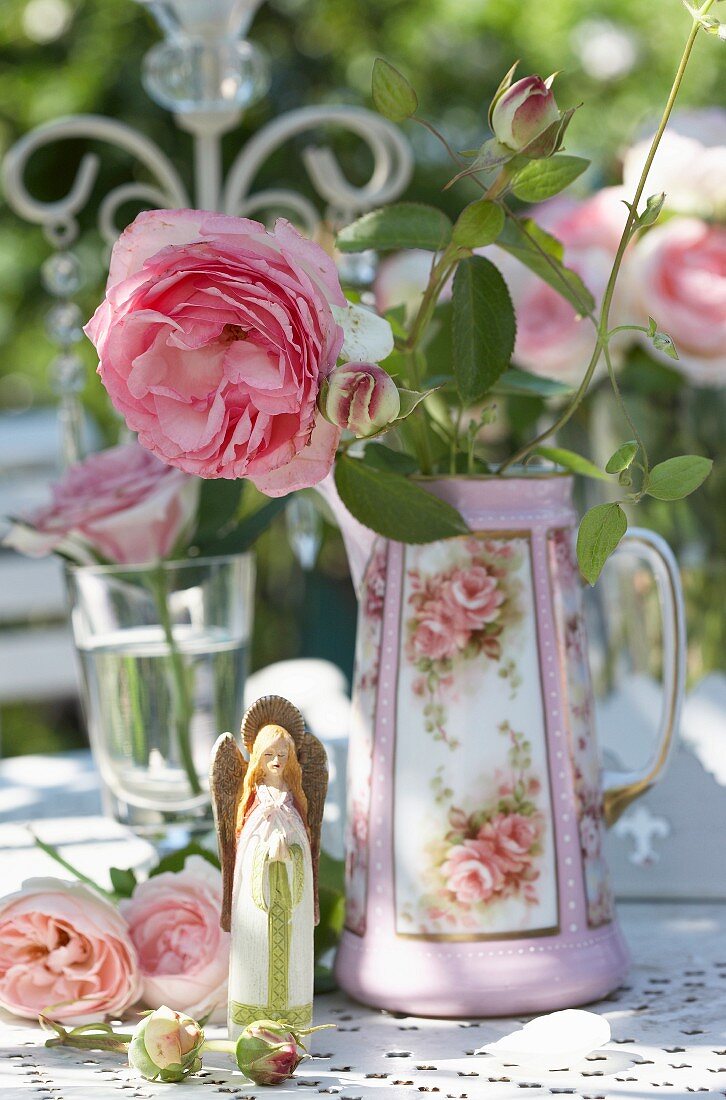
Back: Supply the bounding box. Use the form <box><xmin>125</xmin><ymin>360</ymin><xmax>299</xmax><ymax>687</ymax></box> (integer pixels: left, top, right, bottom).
<box><xmin>298</xmin><ymin>731</ymin><xmax>329</xmax><ymax>925</ymax></box>
<box><xmin>209</xmin><ymin>733</ymin><xmax>247</xmax><ymax>933</ymax></box>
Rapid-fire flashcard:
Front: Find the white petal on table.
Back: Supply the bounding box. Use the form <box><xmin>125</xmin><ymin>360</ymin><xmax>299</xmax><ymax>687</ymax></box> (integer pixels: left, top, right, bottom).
<box><xmin>478</xmin><ymin>1008</ymin><xmax>612</xmax><ymax>1069</ymax></box>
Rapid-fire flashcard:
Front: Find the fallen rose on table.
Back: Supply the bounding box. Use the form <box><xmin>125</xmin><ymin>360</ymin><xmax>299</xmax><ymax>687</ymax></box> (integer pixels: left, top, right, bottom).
<box><xmin>42</xmin><ymin>1004</ymin><xmax>334</xmax><ymax>1086</ymax></box>
<box><xmin>0</xmin><ymin>836</ymin><xmax>344</xmax><ymax>1026</ymax></box>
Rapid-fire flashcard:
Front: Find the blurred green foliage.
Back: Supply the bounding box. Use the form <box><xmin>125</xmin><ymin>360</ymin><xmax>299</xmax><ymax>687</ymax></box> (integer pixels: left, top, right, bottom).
<box><xmin>0</xmin><ymin>0</ymin><xmax>723</xmax><ymax>757</ymax></box>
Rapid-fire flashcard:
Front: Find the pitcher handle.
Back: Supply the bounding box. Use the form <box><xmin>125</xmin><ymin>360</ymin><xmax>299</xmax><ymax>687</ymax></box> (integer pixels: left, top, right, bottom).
<box><xmin>601</xmin><ymin>526</ymin><xmax>686</xmax><ymax>827</ymax></box>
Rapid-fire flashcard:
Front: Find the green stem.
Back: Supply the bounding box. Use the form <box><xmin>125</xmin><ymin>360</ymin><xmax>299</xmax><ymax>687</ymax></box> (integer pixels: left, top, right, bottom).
<box><xmin>403</xmin><ymin>245</ymin><xmax>458</xmax><ymax>353</ymax></box>
<box><xmin>602</xmin><ymin>340</ymin><xmax>650</xmax><ymax>489</ymax></box>
<box><xmin>30</xmin><ymin>832</ymin><xmax>116</xmax><ymax>901</ymax></box>
<box><xmin>202</xmin><ymin>1039</ymin><xmax>237</xmax><ymax>1054</ymax></box>
<box><xmin>405</xmin><ymin>349</ymin><xmax>435</xmax><ymax>473</ymax></box>
<box><xmin>414</xmin><ymin>116</ymin><xmax>598</xmax><ymax>326</ymax></box>
<box><xmin>41</xmin><ymin>1019</ymin><xmax>133</xmax><ymax>1052</ymax></box>
<box><xmin>498</xmin><ymin>0</ymin><xmax>715</xmax><ymax>473</ymax></box>
<box><xmin>148</xmin><ymin>563</ymin><xmax>202</xmax><ymax>796</ymax></box>
<box><xmin>607</xmin><ymin>324</ymin><xmax>650</xmax><ymax>338</ymax></box>
<box><xmin>500</xmin><ymin>200</ymin><xmax>598</xmax><ymax>326</ymax></box>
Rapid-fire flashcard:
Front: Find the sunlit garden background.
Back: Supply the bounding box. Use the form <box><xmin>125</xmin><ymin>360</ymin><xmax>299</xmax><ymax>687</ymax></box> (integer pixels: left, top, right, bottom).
<box><xmin>0</xmin><ymin>0</ymin><xmax>723</xmax><ymax>758</ymax></box>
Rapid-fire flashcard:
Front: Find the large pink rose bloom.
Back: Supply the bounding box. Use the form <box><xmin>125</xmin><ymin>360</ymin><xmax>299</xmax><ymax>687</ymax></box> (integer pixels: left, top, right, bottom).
<box><xmin>627</xmin><ymin>218</ymin><xmax>726</xmax><ymax>386</ymax></box>
<box><xmin>3</xmin><ymin>442</ymin><xmax>199</xmax><ymax>565</ymax></box>
<box><xmin>85</xmin><ymin>210</ymin><xmax>358</xmax><ymax>496</ymax></box>
<box><xmin>442</xmin><ymin>565</ymin><xmax>504</xmax><ymax>631</ymax></box>
<box><xmin>496</xmin><ymin>188</ymin><xmax>631</xmax><ymax>384</ymax></box>
<box><xmin>119</xmin><ymin>856</ymin><xmax>229</xmax><ymax>1023</ymax></box>
<box><xmin>0</xmin><ymin>879</ymin><xmax>140</xmax><ymax>1023</ymax></box>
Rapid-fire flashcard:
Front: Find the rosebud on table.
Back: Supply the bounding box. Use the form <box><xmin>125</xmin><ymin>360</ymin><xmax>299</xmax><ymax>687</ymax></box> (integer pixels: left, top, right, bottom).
<box><xmin>234</xmin><ymin>1020</ymin><xmax>305</xmax><ymax>1085</ymax></box>
<box><xmin>490</xmin><ymin>75</ymin><xmax>560</xmax><ymax>154</ymax></box>
<box><xmin>321</xmin><ymin>362</ymin><xmax>401</xmax><ymax>437</ymax></box>
<box><xmin>128</xmin><ymin>1006</ymin><xmax>204</xmax><ymax>1083</ymax></box>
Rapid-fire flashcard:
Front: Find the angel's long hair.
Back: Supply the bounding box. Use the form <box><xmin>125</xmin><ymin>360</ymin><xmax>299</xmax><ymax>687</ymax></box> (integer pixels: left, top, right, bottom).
<box><xmin>235</xmin><ymin>724</ymin><xmax>308</xmax><ymax>835</ymax></box>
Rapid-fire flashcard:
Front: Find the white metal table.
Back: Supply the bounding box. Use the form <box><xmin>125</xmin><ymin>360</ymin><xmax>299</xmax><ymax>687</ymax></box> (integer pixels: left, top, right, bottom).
<box><xmin>1</xmin><ymin>901</ymin><xmax>725</xmax><ymax>1099</ymax></box>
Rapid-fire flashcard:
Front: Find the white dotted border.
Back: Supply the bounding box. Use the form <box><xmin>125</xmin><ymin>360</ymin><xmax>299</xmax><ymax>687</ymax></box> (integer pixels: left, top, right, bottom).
<box><xmin>531</xmin><ymin>527</ymin><xmax>586</xmax><ymax>935</ymax></box>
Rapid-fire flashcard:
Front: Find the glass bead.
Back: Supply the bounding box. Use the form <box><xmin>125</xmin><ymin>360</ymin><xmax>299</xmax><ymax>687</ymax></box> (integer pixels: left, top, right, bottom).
<box><xmin>286</xmin><ymin>496</ymin><xmax>322</xmax><ymax>571</ymax></box>
<box><xmin>50</xmin><ymin>352</ymin><xmax>86</xmax><ymax>395</ymax></box>
<box><xmin>142</xmin><ymin>38</ymin><xmax>269</xmax><ymax>113</ymax></box>
<box><xmin>45</xmin><ymin>302</ymin><xmax>84</xmax><ymax>346</ymax></box>
<box><xmin>41</xmin><ymin>252</ymin><xmax>83</xmax><ymax>297</ymax></box>
<box><xmin>337</xmin><ymin>250</ymin><xmax>377</xmax><ymax>291</ymax></box>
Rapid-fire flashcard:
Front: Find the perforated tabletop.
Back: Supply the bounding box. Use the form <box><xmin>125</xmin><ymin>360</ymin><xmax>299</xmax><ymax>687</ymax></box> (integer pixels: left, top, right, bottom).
<box><xmin>2</xmin><ymin>902</ymin><xmax>725</xmax><ymax>1100</ymax></box>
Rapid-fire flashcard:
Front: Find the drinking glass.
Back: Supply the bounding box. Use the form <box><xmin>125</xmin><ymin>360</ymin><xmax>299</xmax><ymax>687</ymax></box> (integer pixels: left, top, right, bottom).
<box><xmin>66</xmin><ymin>553</ymin><xmax>254</xmax><ymax>843</ymax></box>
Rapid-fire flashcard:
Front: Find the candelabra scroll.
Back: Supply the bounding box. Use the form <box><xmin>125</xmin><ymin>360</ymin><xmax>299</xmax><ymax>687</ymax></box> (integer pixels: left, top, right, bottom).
<box><xmin>2</xmin><ymin>114</ymin><xmax>189</xmax><ymax>247</ymax></box>
<box><xmin>2</xmin><ymin>114</ymin><xmax>190</xmax><ymax>465</ymax></box>
<box><xmin>223</xmin><ymin>105</ymin><xmax>413</xmax><ymax>230</ymax></box>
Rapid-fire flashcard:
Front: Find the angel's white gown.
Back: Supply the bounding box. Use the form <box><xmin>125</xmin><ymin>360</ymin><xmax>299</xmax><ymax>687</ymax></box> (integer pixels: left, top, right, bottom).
<box><xmin>228</xmin><ymin>783</ymin><xmax>314</xmax><ymax>1038</ymax></box>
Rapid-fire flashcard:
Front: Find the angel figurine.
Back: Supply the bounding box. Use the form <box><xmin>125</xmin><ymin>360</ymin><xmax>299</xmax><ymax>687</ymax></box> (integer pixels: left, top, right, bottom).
<box><xmin>209</xmin><ymin>695</ymin><xmax>328</xmax><ymax>1038</ymax></box>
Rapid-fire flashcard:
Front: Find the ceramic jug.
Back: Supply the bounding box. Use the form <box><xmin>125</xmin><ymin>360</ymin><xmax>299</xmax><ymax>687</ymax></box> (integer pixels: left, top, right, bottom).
<box><xmin>324</xmin><ymin>473</ymin><xmax>685</xmax><ymax>1016</ymax></box>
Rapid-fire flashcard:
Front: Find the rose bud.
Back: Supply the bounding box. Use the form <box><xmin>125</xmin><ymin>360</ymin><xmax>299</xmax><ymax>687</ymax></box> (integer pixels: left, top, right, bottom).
<box><xmin>128</xmin><ymin>1006</ymin><xmax>204</xmax><ymax>1083</ymax></box>
<box><xmin>490</xmin><ymin>75</ymin><xmax>560</xmax><ymax>154</ymax></box>
<box><xmin>234</xmin><ymin>1020</ymin><xmax>305</xmax><ymax>1085</ymax></box>
<box><xmin>321</xmin><ymin>363</ymin><xmax>401</xmax><ymax>437</ymax></box>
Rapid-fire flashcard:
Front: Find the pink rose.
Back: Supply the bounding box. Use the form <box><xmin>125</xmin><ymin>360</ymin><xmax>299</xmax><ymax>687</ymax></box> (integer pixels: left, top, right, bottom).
<box><xmin>627</xmin><ymin>218</ymin><xmax>726</xmax><ymax>386</ymax></box>
<box><xmin>85</xmin><ymin>209</ymin><xmax>392</xmax><ymax>496</ymax></box>
<box><xmin>322</xmin><ymin>362</ymin><xmax>400</xmax><ymax>437</ymax></box>
<box><xmin>0</xmin><ymin>879</ymin><xmax>140</xmax><ymax>1023</ymax></box>
<box><xmin>441</xmin><ymin>840</ymin><xmax>505</xmax><ymax>905</ymax></box>
<box><xmin>119</xmin><ymin>856</ymin><xmax>229</xmax><ymax>1023</ymax></box>
<box><xmin>3</xmin><ymin>442</ymin><xmax>199</xmax><ymax>565</ymax></box>
<box><xmin>490</xmin><ymin>75</ymin><xmax>560</xmax><ymax>154</ymax></box>
<box><xmin>441</xmin><ymin>565</ymin><xmax>504</xmax><ymax>631</ymax></box>
<box><xmin>408</xmin><ymin>598</ymin><xmax>470</xmax><ymax>663</ymax></box>
<box><xmin>374</xmin><ymin>249</ymin><xmax>449</xmax><ymax>318</ymax></box>
<box><xmin>496</xmin><ymin>188</ymin><xmax>631</xmax><ymax>383</ymax></box>
<box><xmin>622</xmin><ymin>109</ymin><xmax>726</xmax><ymax>221</ymax></box>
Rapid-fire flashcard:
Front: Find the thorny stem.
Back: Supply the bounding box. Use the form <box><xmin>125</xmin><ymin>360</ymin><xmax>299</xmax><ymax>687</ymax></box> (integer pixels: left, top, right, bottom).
<box><xmin>499</xmin><ymin>199</ymin><xmax>598</xmax><ymax>326</ymax></box>
<box><xmin>405</xmin><ymin>348</ymin><xmax>435</xmax><ymax>473</ymax></box>
<box><xmin>414</xmin><ymin>116</ymin><xmax>598</xmax><ymax>326</ymax></box>
<box><xmin>602</xmin><ymin>339</ymin><xmax>650</xmax><ymax>489</ymax></box>
<box><xmin>40</xmin><ymin>1017</ymin><xmax>134</xmax><ymax>1053</ymax></box>
<box><xmin>499</xmin><ymin>0</ymin><xmax>717</xmax><ymax>472</ymax></box>
<box><xmin>607</xmin><ymin>324</ymin><xmax>651</xmax><ymax>338</ymax></box>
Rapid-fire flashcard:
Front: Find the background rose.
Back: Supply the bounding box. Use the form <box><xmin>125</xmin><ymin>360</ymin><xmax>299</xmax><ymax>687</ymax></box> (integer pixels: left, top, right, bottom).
<box><xmin>622</xmin><ymin>109</ymin><xmax>726</xmax><ymax>221</ymax></box>
<box><xmin>3</xmin><ymin>442</ymin><xmax>199</xmax><ymax>565</ymax></box>
<box><xmin>85</xmin><ymin>209</ymin><xmax>392</xmax><ymax>497</ymax></box>
<box><xmin>119</xmin><ymin>856</ymin><xmax>229</xmax><ymax>1024</ymax></box>
<box><xmin>0</xmin><ymin>878</ymin><xmax>140</xmax><ymax>1023</ymax></box>
<box><xmin>374</xmin><ymin>249</ymin><xmax>441</xmax><ymax>317</ymax></box>
<box><xmin>496</xmin><ymin>188</ymin><xmax>631</xmax><ymax>383</ymax></box>
<box><xmin>627</xmin><ymin>218</ymin><xmax>726</xmax><ymax>387</ymax></box>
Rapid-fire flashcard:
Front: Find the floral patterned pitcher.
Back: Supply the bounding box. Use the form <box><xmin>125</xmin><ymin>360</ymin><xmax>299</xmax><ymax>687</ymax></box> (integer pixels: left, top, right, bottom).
<box><xmin>327</xmin><ymin>474</ymin><xmax>685</xmax><ymax>1016</ymax></box>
